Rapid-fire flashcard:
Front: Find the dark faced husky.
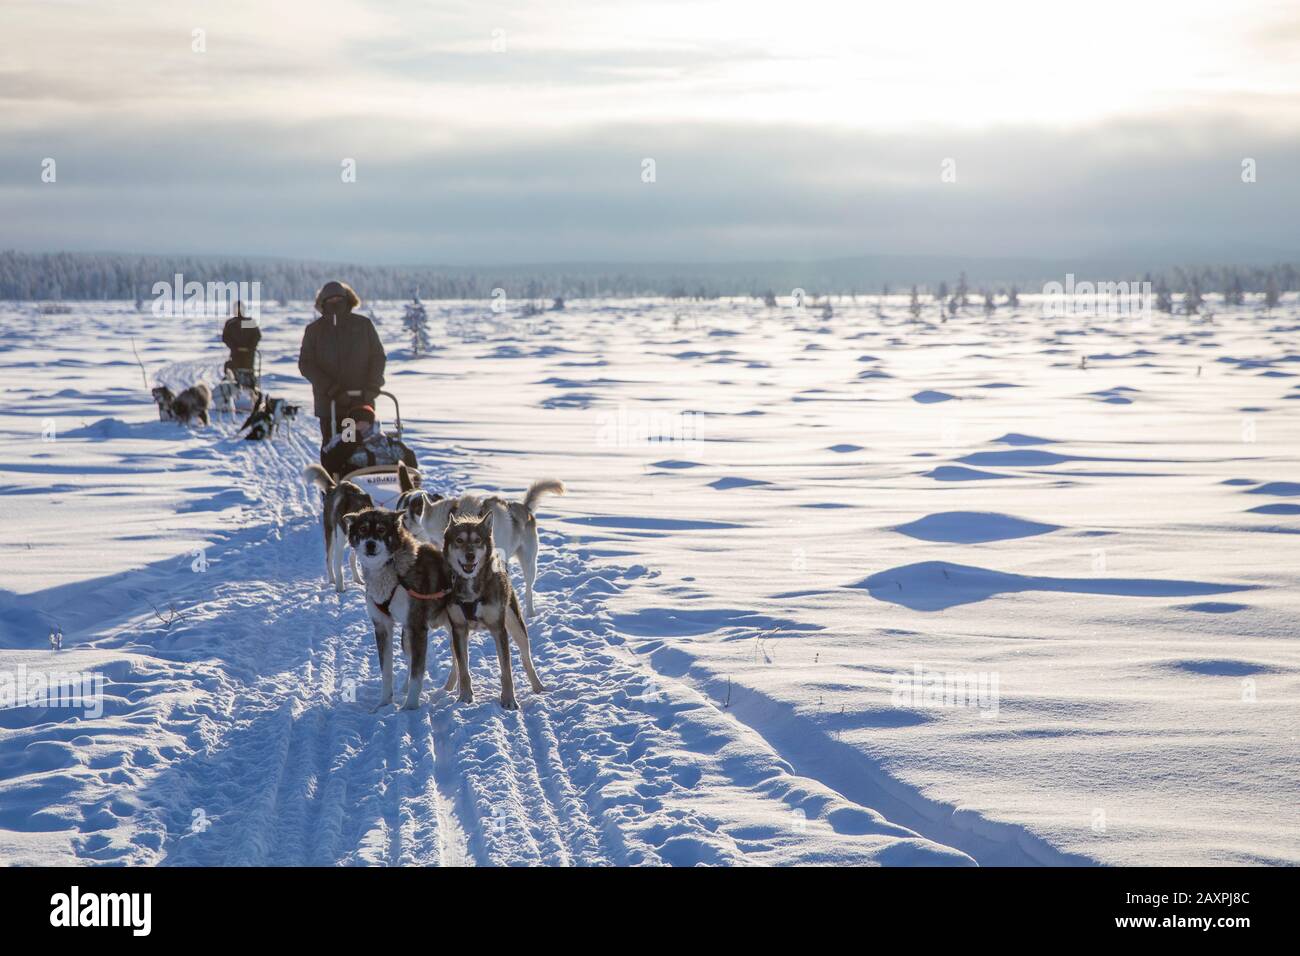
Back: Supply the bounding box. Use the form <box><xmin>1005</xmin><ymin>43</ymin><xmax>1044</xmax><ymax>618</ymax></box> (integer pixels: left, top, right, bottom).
<box><xmin>441</xmin><ymin>512</ymin><xmax>546</xmax><ymax>710</ymax></box>
<box><xmin>151</xmin><ymin>386</ymin><xmax>176</xmax><ymax>421</ymax></box>
<box><xmin>303</xmin><ymin>463</ymin><xmax>373</xmax><ymax>592</ymax></box>
<box><xmin>344</xmin><ymin>507</ymin><xmax>455</xmax><ymax>710</ymax></box>
<box><xmin>398</xmin><ymin>463</ymin><xmax>564</xmax><ymax>618</ymax></box>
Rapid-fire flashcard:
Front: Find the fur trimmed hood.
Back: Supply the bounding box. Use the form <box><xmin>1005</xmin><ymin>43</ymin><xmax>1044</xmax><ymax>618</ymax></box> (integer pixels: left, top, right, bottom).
<box><xmin>315</xmin><ymin>280</ymin><xmax>361</xmax><ymax>313</ymax></box>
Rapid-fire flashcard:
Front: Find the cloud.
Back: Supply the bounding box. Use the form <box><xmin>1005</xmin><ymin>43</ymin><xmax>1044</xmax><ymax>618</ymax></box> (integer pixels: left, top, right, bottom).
<box><xmin>2</xmin><ymin>0</ymin><xmax>1300</xmax><ymax>263</ymax></box>
<box><xmin>2</xmin><ymin>114</ymin><xmax>1298</xmax><ymax>264</ymax></box>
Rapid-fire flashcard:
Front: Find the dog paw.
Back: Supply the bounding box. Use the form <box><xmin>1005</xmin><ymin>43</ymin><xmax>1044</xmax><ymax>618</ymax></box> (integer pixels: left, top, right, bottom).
<box><xmin>457</xmin><ymin>691</ymin><xmax>475</xmax><ymax>705</ymax></box>
<box><xmin>500</xmin><ymin>696</ymin><xmax>519</xmax><ymax>711</ymax></box>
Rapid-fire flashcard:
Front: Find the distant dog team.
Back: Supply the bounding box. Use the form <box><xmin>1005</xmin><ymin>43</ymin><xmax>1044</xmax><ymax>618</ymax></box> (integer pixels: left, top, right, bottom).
<box><xmin>152</xmin><ymin>374</ymin><xmax>299</xmax><ymax>438</ymax></box>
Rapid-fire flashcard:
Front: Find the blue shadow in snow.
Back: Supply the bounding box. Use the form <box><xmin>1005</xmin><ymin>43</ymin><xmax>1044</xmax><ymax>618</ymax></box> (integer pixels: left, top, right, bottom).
<box><xmin>852</xmin><ymin>561</ymin><xmax>1255</xmax><ymax>612</ymax></box>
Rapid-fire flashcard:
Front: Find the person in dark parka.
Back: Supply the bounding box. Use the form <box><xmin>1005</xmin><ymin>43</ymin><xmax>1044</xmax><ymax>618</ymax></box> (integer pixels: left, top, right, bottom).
<box><xmin>298</xmin><ymin>281</ymin><xmax>387</xmax><ymax>447</ymax></box>
<box><xmin>222</xmin><ymin>301</ymin><xmax>261</xmax><ymax>376</ymax></box>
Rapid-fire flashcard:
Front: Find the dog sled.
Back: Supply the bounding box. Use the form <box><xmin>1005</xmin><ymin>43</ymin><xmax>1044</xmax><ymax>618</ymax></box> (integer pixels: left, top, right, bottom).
<box><xmin>328</xmin><ymin>390</ymin><xmax>419</xmax><ymax>509</ymax></box>
<box><xmin>225</xmin><ymin>349</ymin><xmax>262</xmax><ymax>413</ymax></box>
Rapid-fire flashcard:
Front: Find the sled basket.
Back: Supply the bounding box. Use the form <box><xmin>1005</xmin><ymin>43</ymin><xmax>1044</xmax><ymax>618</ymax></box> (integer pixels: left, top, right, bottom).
<box><xmin>330</xmin><ymin>391</ymin><xmax>419</xmax><ymax>509</ymax></box>
<box><xmin>229</xmin><ymin>353</ymin><xmax>261</xmax><ymax>412</ymax></box>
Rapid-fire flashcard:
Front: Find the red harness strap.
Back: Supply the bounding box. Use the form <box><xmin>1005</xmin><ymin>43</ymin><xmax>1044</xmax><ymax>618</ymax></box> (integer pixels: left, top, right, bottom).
<box><xmin>405</xmin><ymin>587</ymin><xmax>449</xmax><ymax>601</ymax></box>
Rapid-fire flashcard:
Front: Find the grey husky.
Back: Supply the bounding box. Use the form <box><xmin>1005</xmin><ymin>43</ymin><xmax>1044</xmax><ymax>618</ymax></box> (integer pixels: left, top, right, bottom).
<box><xmin>344</xmin><ymin>506</ymin><xmax>456</xmax><ymax>710</ymax></box>
<box><xmin>152</xmin><ymin>383</ymin><xmax>212</xmax><ymax>426</ymax></box>
<box><xmin>397</xmin><ymin>463</ymin><xmax>564</xmax><ymax>617</ymax></box>
<box><xmin>303</xmin><ymin>463</ymin><xmax>373</xmax><ymax>592</ymax></box>
<box><xmin>441</xmin><ymin>511</ymin><xmax>546</xmax><ymax>710</ymax></box>
<box><xmin>171</xmin><ymin>383</ymin><xmax>212</xmax><ymax>426</ymax></box>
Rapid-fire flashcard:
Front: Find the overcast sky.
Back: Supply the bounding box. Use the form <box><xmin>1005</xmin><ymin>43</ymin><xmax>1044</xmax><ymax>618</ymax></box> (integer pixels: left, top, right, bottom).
<box><xmin>3</xmin><ymin>0</ymin><xmax>1300</xmax><ymax>265</ymax></box>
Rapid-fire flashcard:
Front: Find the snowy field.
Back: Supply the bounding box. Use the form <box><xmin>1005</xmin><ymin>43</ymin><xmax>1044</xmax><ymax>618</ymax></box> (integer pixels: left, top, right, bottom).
<box><xmin>1</xmin><ymin>296</ymin><xmax>1297</xmax><ymax>866</ymax></box>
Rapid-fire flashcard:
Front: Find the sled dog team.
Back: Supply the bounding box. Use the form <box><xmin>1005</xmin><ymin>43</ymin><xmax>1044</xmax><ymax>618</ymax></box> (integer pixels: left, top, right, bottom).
<box><xmin>152</xmin><ymin>377</ymin><xmax>301</xmax><ymax>439</ymax></box>
<box><xmin>305</xmin><ymin>462</ymin><xmax>565</xmax><ymax>711</ymax></box>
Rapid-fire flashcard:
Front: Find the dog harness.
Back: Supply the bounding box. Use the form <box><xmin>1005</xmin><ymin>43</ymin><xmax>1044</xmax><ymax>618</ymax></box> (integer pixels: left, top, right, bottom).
<box><xmin>374</xmin><ymin>580</ymin><xmax>449</xmax><ymax>617</ymax></box>
<box><xmin>456</xmin><ymin>599</ymin><xmax>480</xmax><ymax>622</ymax></box>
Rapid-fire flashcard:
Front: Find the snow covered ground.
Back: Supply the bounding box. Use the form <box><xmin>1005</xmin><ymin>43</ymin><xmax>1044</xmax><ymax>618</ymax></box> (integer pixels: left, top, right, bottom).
<box><xmin>1</xmin><ymin>296</ymin><xmax>1297</xmax><ymax>866</ymax></box>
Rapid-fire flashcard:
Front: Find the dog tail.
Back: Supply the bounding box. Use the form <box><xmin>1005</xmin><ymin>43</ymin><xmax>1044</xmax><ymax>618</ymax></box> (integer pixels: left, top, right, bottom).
<box><xmin>303</xmin><ymin>463</ymin><xmax>335</xmax><ymax>494</ymax></box>
<box><xmin>398</xmin><ymin>461</ymin><xmax>418</xmax><ymax>493</ymax></box>
<box><xmin>523</xmin><ymin>478</ymin><xmax>565</xmax><ymax>514</ymax></box>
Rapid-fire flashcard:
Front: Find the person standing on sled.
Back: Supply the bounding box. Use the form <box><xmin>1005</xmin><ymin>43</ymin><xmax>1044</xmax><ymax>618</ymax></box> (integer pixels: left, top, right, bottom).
<box><xmin>222</xmin><ymin>301</ymin><xmax>261</xmax><ymax>380</ymax></box>
<box><xmin>298</xmin><ymin>280</ymin><xmax>387</xmax><ymax>454</ymax></box>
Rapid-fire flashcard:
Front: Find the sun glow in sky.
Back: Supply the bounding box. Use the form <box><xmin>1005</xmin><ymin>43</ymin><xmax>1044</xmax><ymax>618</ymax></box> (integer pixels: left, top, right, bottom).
<box><xmin>3</xmin><ymin>0</ymin><xmax>1300</xmax><ymax>262</ymax></box>
<box><xmin>7</xmin><ymin>0</ymin><xmax>1297</xmax><ymax>132</ymax></box>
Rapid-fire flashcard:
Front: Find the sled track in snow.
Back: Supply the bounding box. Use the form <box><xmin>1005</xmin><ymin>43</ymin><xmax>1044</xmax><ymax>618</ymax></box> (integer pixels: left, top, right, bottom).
<box><xmin>60</xmin><ymin>357</ymin><xmax>1064</xmax><ymax>866</ymax></box>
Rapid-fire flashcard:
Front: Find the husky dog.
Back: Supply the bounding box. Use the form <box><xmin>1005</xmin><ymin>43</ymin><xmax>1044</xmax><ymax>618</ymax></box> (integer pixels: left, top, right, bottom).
<box><xmin>441</xmin><ymin>512</ymin><xmax>546</xmax><ymax>710</ymax></box>
<box><xmin>240</xmin><ymin>405</ymin><xmax>275</xmax><ymax>441</ymax></box>
<box><xmin>394</xmin><ymin>464</ymin><xmax>444</xmax><ymax>530</ymax></box>
<box><xmin>344</xmin><ymin>507</ymin><xmax>455</xmax><ymax>710</ymax></box>
<box><xmin>238</xmin><ymin>395</ymin><xmax>298</xmax><ymax>440</ymax></box>
<box><xmin>211</xmin><ymin>379</ymin><xmax>240</xmax><ymax>418</ymax></box>
<box><xmin>398</xmin><ymin>463</ymin><xmax>564</xmax><ymax>617</ymax></box>
<box><xmin>303</xmin><ymin>463</ymin><xmax>373</xmax><ymax>592</ymax></box>
<box><xmin>266</xmin><ymin>397</ymin><xmax>300</xmax><ymax>432</ymax></box>
<box><xmin>170</xmin><ymin>384</ymin><xmax>212</xmax><ymax>426</ymax></box>
<box><xmin>151</xmin><ymin>386</ymin><xmax>176</xmax><ymax>421</ymax></box>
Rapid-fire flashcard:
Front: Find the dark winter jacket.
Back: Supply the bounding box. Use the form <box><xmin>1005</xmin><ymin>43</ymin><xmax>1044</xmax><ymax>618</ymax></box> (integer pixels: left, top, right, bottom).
<box><xmin>298</xmin><ymin>309</ymin><xmax>387</xmax><ymax>418</ymax></box>
<box><xmin>222</xmin><ymin>315</ymin><xmax>261</xmax><ymax>370</ymax></box>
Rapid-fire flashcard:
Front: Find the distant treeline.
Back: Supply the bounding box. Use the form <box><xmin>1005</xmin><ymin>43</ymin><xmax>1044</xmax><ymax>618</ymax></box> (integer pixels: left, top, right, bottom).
<box><xmin>2</xmin><ymin>250</ymin><xmax>1299</xmax><ymax>303</ymax></box>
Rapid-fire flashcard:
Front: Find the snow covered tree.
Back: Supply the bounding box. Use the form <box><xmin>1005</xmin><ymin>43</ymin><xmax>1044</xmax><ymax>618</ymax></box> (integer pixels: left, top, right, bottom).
<box><xmin>403</xmin><ymin>295</ymin><xmax>431</xmax><ymax>355</ymax></box>
<box><xmin>1223</xmin><ymin>270</ymin><xmax>1245</xmax><ymax>307</ymax></box>
<box><xmin>1280</xmin><ymin>264</ymin><xmax>1297</xmax><ymax>294</ymax></box>
<box><xmin>1181</xmin><ymin>275</ymin><xmax>1203</xmax><ymax>315</ymax></box>
<box><xmin>983</xmin><ymin>289</ymin><xmax>996</xmax><ymax>313</ymax></box>
<box><xmin>1264</xmin><ymin>272</ymin><xmax>1280</xmax><ymax>311</ymax></box>
<box><xmin>1155</xmin><ymin>280</ymin><xmax>1173</xmax><ymax>314</ymax></box>
<box><xmin>1006</xmin><ymin>286</ymin><xmax>1020</xmax><ymax>308</ymax></box>
<box><xmin>956</xmin><ymin>272</ymin><xmax>969</xmax><ymax>309</ymax></box>
<box><xmin>909</xmin><ymin>285</ymin><xmax>922</xmax><ymax>319</ymax></box>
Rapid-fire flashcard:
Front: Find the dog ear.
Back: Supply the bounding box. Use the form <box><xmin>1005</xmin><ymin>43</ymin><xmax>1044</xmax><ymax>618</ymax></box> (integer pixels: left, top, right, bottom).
<box><xmin>341</xmin><ymin>512</ymin><xmax>361</xmax><ymax>535</ymax></box>
<box><xmin>479</xmin><ymin>510</ymin><xmax>494</xmax><ymax>538</ymax></box>
<box><xmin>409</xmin><ymin>495</ymin><xmax>425</xmax><ymax>519</ymax></box>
